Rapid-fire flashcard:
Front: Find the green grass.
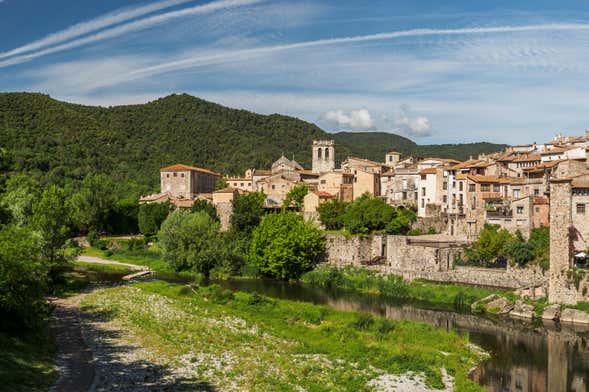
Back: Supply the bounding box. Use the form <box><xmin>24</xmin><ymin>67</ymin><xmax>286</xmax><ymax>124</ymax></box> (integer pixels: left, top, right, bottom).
<box><xmin>566</xmin><ymin>301</ymin><xmax>589</xmax><ymax>313</ymax></box>
<box><xmin>301</xmin><ymin>265</ymin><xmax>509</xmax><ymax>310</ymax></box>
<box><xmin>0</xmin><ymin>332</ymin><xmax>57</xmax><ymax>392</ymax></box>
<box><xmin>83</xmin><ymin>245</ymin><xmax>175</xmax><ymax>274</ymax></box>
<box><xmin>81</xmin><ymin>281</ymin><xmax>485</xmax><ymax>391</ymax></box>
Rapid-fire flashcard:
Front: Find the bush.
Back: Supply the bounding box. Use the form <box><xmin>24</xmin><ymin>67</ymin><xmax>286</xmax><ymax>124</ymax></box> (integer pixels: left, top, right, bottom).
<box><xmin>158</xmin><ymin>210</ymin><xmax>225</xmax><ymax>278</ymax></box>
<box><xmin>126</xmin><ymin>237</ymin><xmax>148</xmax><ymax>252</ymax></box>
<box><xmin>249</xmin><ymin>211</ymin><xmax>325</xmax><ymax>280</ymax></box>
<box><xmin>283</xmin><ymin>184</ymin><xmax>309</xmax><ymax>210</ymax></box>
<box><xmin>138</xmin><ymin>201</ymin><xmax>170</xmax><ymax>236</ymax></box>
<box><xmin>199</xmin><ymin>284</ymin><xmax>234</xmax><ymax>304</ymax></box>
<box><xmin>0</xmin><ymin>226</ymin><xmax>49</xmax><ymax>332</ymax></box>
<box><xmin>317</xmin><ymin>199</ymin><xmax>348</xmax><ymax>230</ymax></box>
<box><xmin>377</xmin><ymin>275</ymin><xmax>410</xmax><ymax>298</ymax></box>
<box><xmin>343</xmin><ymin>194</ymin><xmax>394</xmax><ymax>234</ymax></box>
<box><xmin>191</xmin><ymin>199</ymin><xmax>219</xmax><ymax>222</ymax></box>
<box><xmin>350</xmin><ymin>313</ymin><xmax>374</xmax><ymax>330</ymax></box>
<box><xmin>231</xmin><ymin>191</ymin><xmax>266</xmax><ymax>236</ymax></box>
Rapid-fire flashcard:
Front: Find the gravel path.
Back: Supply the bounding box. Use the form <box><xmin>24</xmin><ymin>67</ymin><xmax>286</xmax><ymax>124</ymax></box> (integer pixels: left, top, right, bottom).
<box><xmin>49</xmin><ymin>294</ymin><xmax>95</xmax><ymax>392</ymax></box>
<box><xmin>76</xmin><ymin>255</ymin><xmax>148</xmax><ymax>271</ymax></box>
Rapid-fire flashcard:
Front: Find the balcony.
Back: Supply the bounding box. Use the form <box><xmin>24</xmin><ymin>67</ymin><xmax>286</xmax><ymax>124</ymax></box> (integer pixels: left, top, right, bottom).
<box><xmin>486</xmin><ymin>210</ymin><xmax>513</xmax><ymax>218</ymax></box>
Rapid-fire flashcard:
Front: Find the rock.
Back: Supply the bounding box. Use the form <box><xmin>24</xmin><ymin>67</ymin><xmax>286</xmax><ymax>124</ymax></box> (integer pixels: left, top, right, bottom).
<box><xmin>471</xmin><ymin>294</ymin><xmax>500</xmax><ymax>313</ymax></box>
<box><xmin>560</xmin><ymin>308</ymin><xmax>589</xmax><ymax>325</ymax></box>
<box><xmin>541</xmin><ymin>304</ymin><xmax>561</xmax><ymax>321</ymax></box>
<box><xmin>485</xmin><ymin>296</ymin><xmax>514</xmax><ymax>315</ymax></box>
<box><xmin>510</xmin><ymin>300</ymin><xmax>535</xmax><ymax>319</ymax></box>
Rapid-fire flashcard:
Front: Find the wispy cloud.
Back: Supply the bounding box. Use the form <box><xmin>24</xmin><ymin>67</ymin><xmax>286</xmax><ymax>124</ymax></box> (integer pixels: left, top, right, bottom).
<box><xmin>115</xmin><ymin>23</ymin><xmax>589</xmax><ymax>82</ymax></box>
<box><xmin>0</xmin><ymin>0</ymin><xmax>264</xmax><ymax>68</ymax></box>
<box><xmin>0</xmin><ymin>0</ymin><xmax>194</xmax><ymax>60</ymax></box>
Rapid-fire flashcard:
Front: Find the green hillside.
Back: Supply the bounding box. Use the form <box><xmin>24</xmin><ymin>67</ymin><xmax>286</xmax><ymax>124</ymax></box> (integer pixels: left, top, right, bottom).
<box><xmin>0</xmin><ymin>92</ymin><xmax>506</xmax><ymax>192</ymax></box>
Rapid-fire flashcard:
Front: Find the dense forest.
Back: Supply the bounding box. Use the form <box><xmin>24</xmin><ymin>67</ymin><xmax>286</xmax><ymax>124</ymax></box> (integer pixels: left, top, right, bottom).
<box><xmin>0</xmin><ymin>92</ymin><xmax>507</xmax><ymax>193</ymax></box>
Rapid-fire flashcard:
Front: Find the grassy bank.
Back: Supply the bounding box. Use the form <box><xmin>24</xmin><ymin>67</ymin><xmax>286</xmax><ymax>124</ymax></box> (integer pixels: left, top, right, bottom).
<box><xmin>301</xmin><ymin>265</ymin><xmax>509</xmax><ymax>310</ymax></box>
<box><xmin>81</xmin><ymin>280</ymin><xmax>486</xmax><ymax>391</ymax></box>
<box><xmin>83</xmin><ymin>245</ymin><xmax>174</xmax><ymax>274</ymax></box>
<box><xmin>0</xmin><ymin>332</ymin><xmax>57</xmax><ymax>392</ymax></box>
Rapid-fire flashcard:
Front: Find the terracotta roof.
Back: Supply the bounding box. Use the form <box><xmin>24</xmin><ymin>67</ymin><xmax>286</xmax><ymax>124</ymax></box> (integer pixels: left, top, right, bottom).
<box><xmin>139</xmin><ymin>192</ymin><xmax>171</xmax><ymax>202</ymax></box>
<box><xmin>419</xmin><ymin>168</ymin><xmax>437</xmax><ymax>175</ymax></box>
<box><xmin>313</xmin><ymin>191</ymin><xmax>333</xmax><ymax>198</ymax></box>
<box><xmin>214</xmin><ymin>187</ymin><xmax>239</xmax><ymax>194</ymax></box>
<box><xmin>387</xmin><ymin>151</ymin><xmax>402</xmax><ymax>155</ymax></box>
<box><xmin>449</xmin><ymin>159</ymin><xmax>482</xmax><ymax>170</ymax></box>
<box><xmin>346</xmin><ymin>156</ymin><xmax>383</xmax><ymax>166</ymax></box>
<box><xmin>197</xmin><ymin>193</ymin><xmax>213</xmax><ymax>201</ymax></box>
<box><xmin>172</xmin><ymin>199</ymin><xmax>195</xmax><ymax>208</ymax></box>
<box><xmin>456</xmin><ymin>173</ymin><xmax>468</xmax><ymax>180</ymax></box>
<box><xmin>296</xmin><ymin>169</ymin><xmax>319</xmax><ymax>176</ymax></box>
<box><xmin>541</xmin><ymin>148</ymin><xmax>567</xmax><ymax>154</ymax></box>
<box><xmin>160</xmin><ymin>164</ymin><xmax>220</xmax><ymax>176</ymax></box>
<box><xmin>466</xmin><ymin>175</ymin><xmax>503</xmax><ymax>183</ymax></box>
<box><xmin>422</xmin><ymin>157</ymin><xmax>461</xmax><ymax>164</ymax></box>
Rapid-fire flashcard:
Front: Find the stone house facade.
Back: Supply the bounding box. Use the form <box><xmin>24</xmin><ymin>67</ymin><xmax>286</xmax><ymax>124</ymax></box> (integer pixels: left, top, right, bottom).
<box><xmin>160</xmin><ymin>164</ymin><xmax>220</xmax><ymax>199</ymax></box>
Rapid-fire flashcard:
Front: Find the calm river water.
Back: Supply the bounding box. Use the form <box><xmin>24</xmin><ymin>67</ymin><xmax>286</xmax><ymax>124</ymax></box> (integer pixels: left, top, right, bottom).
<box><xmin>207</xmin><ymin>278</ymin><xmax>589</xmax><ymax>392</ymax></box>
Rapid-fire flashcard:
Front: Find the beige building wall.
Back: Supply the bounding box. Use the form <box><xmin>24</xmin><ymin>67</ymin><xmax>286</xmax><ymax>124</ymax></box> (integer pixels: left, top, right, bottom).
<box><xmin>353</xmin><ymin>170</ymin><xmax>380</xmax><ymax>199</ymax></box>
<box><xmin>258</xmin><ymin>175</ymin><xmax>298</xmax><ymax>205</ymax></box>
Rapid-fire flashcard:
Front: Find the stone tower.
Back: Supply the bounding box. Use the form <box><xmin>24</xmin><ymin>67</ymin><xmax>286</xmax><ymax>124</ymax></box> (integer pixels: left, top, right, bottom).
<box><xmin>548</xmin><ymin>178</ymin><xmax>577</xmax><ymax>304</ymax></box>
<box><xmin>385</xmin><ymin>151</ymin><xmax>401</xmax><ymax>167</ymax></box>
<box><xmin>312</xmin><ymin>140</ymin><xmax>335</xmax><ymax>173</ymax></box>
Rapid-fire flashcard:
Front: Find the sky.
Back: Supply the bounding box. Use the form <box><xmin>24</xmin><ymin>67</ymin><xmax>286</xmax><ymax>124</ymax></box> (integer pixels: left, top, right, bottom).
<box><xmin>1</xmin><ymin>0</ymin><xmax>589</xmax><ymax>144</ymax></box>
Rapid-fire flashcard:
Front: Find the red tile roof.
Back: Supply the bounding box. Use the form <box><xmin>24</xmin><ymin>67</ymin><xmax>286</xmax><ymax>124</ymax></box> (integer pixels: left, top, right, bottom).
<box><xmin>160</xmin><ymin>164</ymin><xmax>220</xmax><ymax>176</ymax></box>
<box><xmin>313</xmin><ymin>191</ymin><xmax>333</xmax><ymax>198</ymax></box>
<box><xmin>419</xmin><ymin>168</ymin><xmax>437</xmax><ymax>175</ymax></box>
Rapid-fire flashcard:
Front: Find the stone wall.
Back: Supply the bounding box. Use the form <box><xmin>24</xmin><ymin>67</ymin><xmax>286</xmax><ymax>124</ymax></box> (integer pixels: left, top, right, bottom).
<box><xmin>549</xmin><ymin>179</ymin><xmax>578</xmax><ymax>304</ymax></box>
<box><xmin>215</xmin><ymin>202</ymin><xmax>233</xmax><ymax>232</ymax></box>
<box><xmin>323</xmin><ymin>233</ymin><xmax>547</xmax><ymax>290</ymax></box>
<box><xmin>413</xmin><ymin>216</ymin><xmax>447</xmax><ymax>234</ymax></box>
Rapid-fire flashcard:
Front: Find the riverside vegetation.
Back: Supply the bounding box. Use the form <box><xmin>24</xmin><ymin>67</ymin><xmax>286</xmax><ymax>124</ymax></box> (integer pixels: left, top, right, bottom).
<box><xmin>80</xmin><ymin>280</ymin><xmax>487</xmax><ymax>391</ymax></box>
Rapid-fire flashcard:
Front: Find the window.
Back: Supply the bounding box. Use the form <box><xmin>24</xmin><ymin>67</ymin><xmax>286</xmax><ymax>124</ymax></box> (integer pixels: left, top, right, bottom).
<box><xmin>469</xmin><ymin>184</ymin><xmax>476</xmax><ymax>192</ymax></box>
<box><xmin>320</xmin><ymin>180</ymin><xmax>326</xmax><ymax>184</ymax></box>
<box><xmin>240</xmin><ymin>183</ymin><xmax>244</xmax><ymax>187</ymax></box>
<box><xmin>422</xmin><ymin>187</ymin><xmax>426</xmax><ymax>196</ymax></box>
<box><xmin>534</xmin><ymin>189</ymin><xmax>540</xmax><ymax>196</ymax></box>
<box><xmin>421</xmin><ymin>199</ymin><xmax>425</xmax><ymax>208</ymax></box>
<box><xmin>481</xmin><ymin>184</ymin><xmax>490</xmax><ymax>192</ymax></box>
<box><xmin>325</xmin><ymin>148</ymin><xmax>329</xmax><ymax>159</ymax></box>
<box><xmin>317</xmin><ymin>148</ymin><xmax>322</xmax><ymax>159</ymax></box>
<box><xmin>513</xmin><ymin>189</ymin><xmax>521</xmax><ymax>198</ymax></box>
<box><xmin>173</xmin><ymin>172</ymin><xmax>177</xmax><ymax>177</ymax></box>
<box><xmin>493</xmin><ymin>184</ymin><xmax>500</xmax><ymax>193</ymax></box>
<box><xmin>459</xmin><ymin>182</ymin><xmax>463</xmax><ymax>191</ymax></box>
<box><xmin>443</xmin><ymin>195</ymin><xmax>447</xmax><ymax>203</ymax></box>
<box><xmin>443</xmin><ymin>182</ymin><xmax>448</xmax><ymax>190</ymax></box>
<box><xmin>453</xmin><ymin>181</ymin><xmax>456</xmax><ymax>189</ymax></box>
<box><xmin>577</xmin><ymin>204</ymin><xmax>586</xmax><ymax>214</ymax></box>
<box><xmin>166</xmin><ymin>173</ymin><xmax>170</xmax><ymax>178</ymax></box>
<box><xmin>272</xmin><ymin>185</ymin><xmax>275</xmax><ymax>190</ymax></box>
<box><xmin>181</xmin><ymin>173</ymin><xmax>184</xmax><ymax>178</ymax></box>
<box><xmin>535</xmin><ymin>207</ymin><xmax>540</xmax><ymax>213</ymax></box>
<box><xmin>402</xmin><ymin>191</ymin><xmax>407</xmax><ymax>200</ymax></box>
<box><xmin>389</xmin><ymin>156</ymin><xmax>393</xmax><ymax>162</ymax></box>
<box><xmin>517</xmin><ymin>206</ymin><xmax>524</xmax><ymax>214</ymax></box>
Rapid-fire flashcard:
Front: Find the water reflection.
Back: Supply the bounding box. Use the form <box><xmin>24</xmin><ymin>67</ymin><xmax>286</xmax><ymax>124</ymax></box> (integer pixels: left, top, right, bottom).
<box><xmin>210</xmin><ymin>279</ymin><xmax>589</xmax><ymax>392</ymax></box>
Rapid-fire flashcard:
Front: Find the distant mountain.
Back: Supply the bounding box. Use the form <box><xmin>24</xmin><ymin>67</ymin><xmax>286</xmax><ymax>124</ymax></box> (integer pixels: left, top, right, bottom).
<box><xmin>0</xmin><ymin>92</ymin><xmax>507</xmax><ymax>191</ymax></box>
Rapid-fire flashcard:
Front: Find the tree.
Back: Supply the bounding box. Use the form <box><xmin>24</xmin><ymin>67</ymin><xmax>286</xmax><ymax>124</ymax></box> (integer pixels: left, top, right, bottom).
<box><xmin>386</xmin><ymin>207</ymin><xmax>416</xmax><ymax>235</ymax></box>
<box><xmin>343</xmin><ymin>194</ymin><xmax>395</xmax><ymax>234</ymax></box>
<box><xmin>0</xmin><ymin>175</ymin><xmax>40</xmax><ymax>226</ymax></box>
<box><xmin>215</xmin><ymin>177</ymin><xmax>228</xmax><ymax>190</ymax></box>
<box><xmin>466</xmin><ymin>224</ymin><xmax>514</xmax><ymax>264</ymax></box>
<box><xmin>231</xmin><ymin>191</ymin><xmax>266</xmax><ymax>236</ymax></box>
<box><xmin>0</xmin><ymin>225</ymin><xmax>48</xmax><ymax>332</ymax></box>
<box><xmin>283</xmin><ymin>184</ymin><xmax>309</xmax><ymax>210</ymax></box>
<box><xmin>191</xmin><ymin>199</ymin><xmax>219</xmax><ymax>222</ymax></box>
<box><xmin>108</xmin><ymin>197</ymin><xmax>139</xmax><ymax>234</ymax></box>
<box><xmin>31</xmin><ymin>185</ymin><xmax>71</xmax><ymax>264</ymax></box>
<box><xmin>138</xmin><ymin>201</ymin><xmax>171</xmax><ymax>236</ymax></box>
<box><xmin>69</xmin><ymin>174</ymin><xmax>117</xmax><ymax>233</ymax></box>
<box><xmin>248</xmin><ymin>211</ymin><xmax>325</xmax><ymax>280</ymax></box>
<box><xmin>158</xmin><ymin>210</ymin><xmax>225</xmax><ymax>278</ymax></box>
<box><xmin>317</xmin><ymin>199</ymin><xmax>348</xmax><ymax>230</ymax></box>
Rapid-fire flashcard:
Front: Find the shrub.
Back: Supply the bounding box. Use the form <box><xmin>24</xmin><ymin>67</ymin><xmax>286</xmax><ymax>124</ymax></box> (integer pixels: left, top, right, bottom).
<box><xmin>199</xmin><ymin>284</ymin><xmax>234</xmax><ymax>304</ymax></box>
<box><xmin>126</xmin><ymin>237</ymin><xmax>148</xmax><ymax>252</ymax></box>
<box><xmin>249</xmin><ymin>211</ymin><xmax>325</xmax><ymax>280</ymax></box>
<box><xmin>0</xmin><ymin>226</ymin><xmax>49</xmax><ymax>332</ymax></box>
<box><xmin>377</xmin><ymin>275</ymin><xmax>410</xmax><ymax>298</ymax></box>
<box><xmin>343</xmin><ymin>194</ymin><xmax>394</xmax><ymax>234</ymax></box>
<box><xmin>350</xmin><ymin>313</ymin><xmax>374</xmax><ymax>330</ymax></box>
<box><xmin>191</xmin><ymin>199</ymin><xmax>219</xmax><ymax>222</ymax></box>
<box><xmin>283</xmin><ymin>184</ymin><xmax>309</xmax><ymax>210</ymax></box>
<box><xmin>137</xmin><ymin>201</ymin><xmax>170</xmax><ymax>236</ymax></box>
<box><xmin>231</xmin><ymin>191</ymin><xmax>266</xmax><ymax>236</ymax></box>
<box><xmin>317</xmin><ymin>199</ymin><xmax>348</xmax><ymax>230</ymax></box>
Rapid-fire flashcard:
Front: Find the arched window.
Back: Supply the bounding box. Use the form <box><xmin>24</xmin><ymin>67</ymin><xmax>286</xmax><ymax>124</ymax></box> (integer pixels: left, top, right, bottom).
<box><xmin>317</xmin><ymin>148</ymin><xmax>322</xmax><ymax>159</ymax></box>
<box><xmin>325</xmin><ymin>148</ymin><xmax>330</xmax><ymax>159</ymax></box>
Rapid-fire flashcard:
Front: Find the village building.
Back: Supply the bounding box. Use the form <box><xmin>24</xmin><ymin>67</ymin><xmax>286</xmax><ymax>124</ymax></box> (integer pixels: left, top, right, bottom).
<box><xmin>160</xmin><ymin>164</ymin><xmax>220</xmax><ymax>199</ymax></box>
<box><xmin>317</xmin><ymin>171</ymin><xmax>354</xmax><ymax>201</ymax></box>
<box><xmin>303</xmin><ymin>191</ymin><xmax>334</xmax><ymax>213</ymax></box>
<box><xmin>312</xmin><ymin>140</ymin><xmax>335</xmax><ymax>173</ymax></box>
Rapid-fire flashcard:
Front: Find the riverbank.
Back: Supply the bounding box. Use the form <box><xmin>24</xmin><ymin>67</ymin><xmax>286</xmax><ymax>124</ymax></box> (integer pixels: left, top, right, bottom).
<box><xmin>80</xmin><ymin>280</ymin><xmax>486</xmax><ymax>391</ymax></box>
<box><xmin>301</xmin><ymin>265</ymin><xmax>512</xmax><ymax>310</ymax></box>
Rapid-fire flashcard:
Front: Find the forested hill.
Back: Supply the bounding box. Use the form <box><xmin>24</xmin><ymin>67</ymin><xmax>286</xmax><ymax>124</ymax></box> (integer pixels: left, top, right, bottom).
<box><xmin>0</xmin><ymin>92</ymin><xmax>507</xmax><ymax>191</ymax></box>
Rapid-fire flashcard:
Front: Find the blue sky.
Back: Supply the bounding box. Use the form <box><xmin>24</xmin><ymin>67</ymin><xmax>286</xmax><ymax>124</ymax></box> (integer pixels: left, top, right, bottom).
<box><xmin>2</xmin><ymin>0</ymin><xmax>589</xmax><ymax>144</ymax></box>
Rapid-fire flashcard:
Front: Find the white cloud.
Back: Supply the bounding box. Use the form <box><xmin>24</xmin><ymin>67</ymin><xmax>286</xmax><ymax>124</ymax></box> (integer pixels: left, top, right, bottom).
<box><xmin>0</xmin><ymin>0</ymin><xmax>194</xmax><ymax>60</ymax></box>
<box><xmin>392</xmin><ymin>104</ymin><xmax>433</xmax><ymax>138</ymax></box>
<box><xmin>321</xmin><ymin>108</ymin><xmax>375</xmax><ymax>131</ymax></box>
<box><xmin>0</xmin><ymin>0</ymin><xmax>264</xmax><ymax>68</ymax></box>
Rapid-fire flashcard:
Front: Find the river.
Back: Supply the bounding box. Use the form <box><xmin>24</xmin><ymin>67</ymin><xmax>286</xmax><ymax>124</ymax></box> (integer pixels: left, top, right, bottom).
<box><xmin>203</xmin><ymin>278</ymin><xmax>589</xmax><ymax>392</ymax></box>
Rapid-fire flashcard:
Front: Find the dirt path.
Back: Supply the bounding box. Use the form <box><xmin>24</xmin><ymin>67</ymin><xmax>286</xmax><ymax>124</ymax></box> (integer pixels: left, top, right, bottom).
<box><xmin>49</xmin><ymin>257</ymin><xmax>149</xmax><ymax>392</ymax></box>
<box><xmin>49</xmin><ymin>294</ymin><xmax>95</xmax><ymax>392</ymax></box>
<box><xmin>76</xmin><ymin>255</ymin><xmax>148</xmax><ymax>271</ymax></box>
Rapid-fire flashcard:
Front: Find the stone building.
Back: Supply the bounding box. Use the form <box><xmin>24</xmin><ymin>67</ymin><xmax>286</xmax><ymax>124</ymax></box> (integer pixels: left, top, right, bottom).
<box><xmin>352</xmin><ymin>169</ymin><xmax>381</xmax><ymax>199</ymax></box>
<box><xmin>317</xmin><ymin>171</ymin><xmax>354</xmax><ymax>201</ymax></box>
<box><xmin>312</xmin><ymin>140</ymin><xmax>335</xmax><ymax>173</ymax></box>
<box><xmin>160</xmin><ymin>163</ymin><xmax>220</xmax><ymax>199</ymax></box>
<box><xmin>303</xmin><ymin>191</ymin><xmax>334</xmax><ymax>213</ymax></box>
<box><xmin>385</xmin><ymin>151</ymin><xmax>402</xmax><ymax>167</ymax></box>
